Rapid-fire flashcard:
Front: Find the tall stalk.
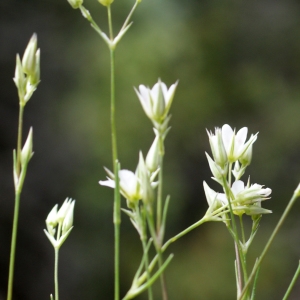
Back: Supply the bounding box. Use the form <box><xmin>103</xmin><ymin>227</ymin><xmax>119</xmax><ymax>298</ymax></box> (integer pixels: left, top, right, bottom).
<box><xmin>106</xmin><ymin>5</ymin><xmax>121</xmax><ymax>300</ymax></box>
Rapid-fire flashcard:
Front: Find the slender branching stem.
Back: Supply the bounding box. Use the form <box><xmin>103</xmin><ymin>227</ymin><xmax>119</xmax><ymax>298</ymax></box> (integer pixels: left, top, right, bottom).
<box><xmin>121</xmin><ymin>0</ymin><xmax>139</xmax><ymax>32</ymax></box>
<box><xmin>239</xmin><ymin>191</ymin><xmax>300</xmax><ymax>300</ymax></box>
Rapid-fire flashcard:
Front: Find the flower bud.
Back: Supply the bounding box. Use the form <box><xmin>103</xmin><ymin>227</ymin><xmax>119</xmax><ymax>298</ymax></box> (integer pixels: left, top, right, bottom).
<box><xmin>57</xmin><ymin>198</ymin><xmax>73</xmax><ymax>222</ymax></box>
<box><xmin>22</xmin><ymin>34</ymin><xmax>38</xmax><ymax>77</ymax></box>
<box><xmin>206</xmin><ymin>127</ymin><xmax>228</xmax><ymax>169</ymax></box>
<box><xmin>146</xmin><ymin>135</ymin><xmax>160</xmax><ymax>172</ymax></box>
<box><xmin>62</xmin><ymin>200</ymin><xmax>75</xmax><ymax>234</ymax></box>
<box><xmin>205</xmin><ymin>152</ymin><xmax>223</xmax><ymax>184</ymax></box>
<box><xmin>239</xmin><ymin>144</ymin><xmax>252</xmax><ymax>166</ymax></box>
<box><xmin>21</xmin><ymin>128</ymin><xmax>33</xmax><ymax>167</ymax></box>
<box><xmin>13</xmin><ymin>54</ymin><xmax>26</xmax><ymax>97</ymax></box>
<box><xmin>98</xmin><ymin>0</ymin><xmax>114</xmax><ymax>7</ymax></box>
<box><xmin>67</xmin><ymin>0</ymin><xmax>83</xmax><ymax>9</ymax></box>
<box><xmin>29</xmin><ymin>48</ymin><xmax>40</xmax><ymax>85</ymax></box>
<box><xmin>138</xmin><ymin>152</ymin><xmax>154</xmax><ymax>205</ymax></box>
<box><xmin>45</xmin><ymin>204</ymin><xmax>58</xmax><ymax>236</ymax></box>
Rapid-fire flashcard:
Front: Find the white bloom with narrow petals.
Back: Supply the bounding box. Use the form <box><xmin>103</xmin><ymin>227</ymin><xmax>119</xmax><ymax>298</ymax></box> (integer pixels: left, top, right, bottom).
<box><xmin>216</xmin><ymin>180</ymin><xmax>271</xmax><ymax>216</ymax></box>
<box><xmin>222</xmin><ymin>124</ymin><xmax>258</xmax><ymax>163</ymax></box>
<box><xmin>100</xmin><ymin>169</ymin><xmax>142</xmax><ymax>202</ymax></box>
<box><xmin>135</xmin><ymin>80</ymin><xmax>178</xmax><ymax>123</ymax></box>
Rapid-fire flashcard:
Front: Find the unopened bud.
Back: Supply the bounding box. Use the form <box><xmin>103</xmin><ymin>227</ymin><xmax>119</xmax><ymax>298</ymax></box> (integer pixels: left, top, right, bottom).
<box><xmin>98</xmin><ymin>0</ymin><xmax>114</xmax><ymax>7</ymax></box>
<box><xmin>57</xmin><ymin>198</ymin><xmax>73</xmax><ymax>222</ymax></box>
<box><xmin>13</xmin><ymin>54</ymin><xmax>26</xmax><ymax>96</ymax></box>
<box><xmin>62</xmin><ymin>200</ymin><xmax>75</xmax><ymax>234</ymax></box>
<box><xmin>67</xmin><ymin>0</ymin><xmax>83</xmax><ymax>9</ymax></box>
<box><xmin>22</xmin><ymin>34</ymin><xmax>38</xmax><ymax>77</ymax></box>
<box><xmin>46</xmin><ymin>204</ymin><xmax>58</xmax><ymax>236</ymax></box>
<box><xmin>29</xmin><ymin>48</ymin><xmax>40</xmax><ymax>85</ymax></box>
<box><xmin>21</xmin><ymin>128</ymin><xmax>33</xmax><ymax>167</ymax></box>
<box><xmin>146</xmin><ymin>136</ymin><xmax>160</xmax><ymax>172</ymax></box>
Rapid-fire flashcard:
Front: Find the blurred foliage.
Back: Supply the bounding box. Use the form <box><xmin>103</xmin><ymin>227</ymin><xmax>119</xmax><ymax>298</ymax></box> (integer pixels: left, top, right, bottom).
<box><xmin>1</xmin><ymin>0</ymin><xmax>300</xmax><ymax>299</ymax></box>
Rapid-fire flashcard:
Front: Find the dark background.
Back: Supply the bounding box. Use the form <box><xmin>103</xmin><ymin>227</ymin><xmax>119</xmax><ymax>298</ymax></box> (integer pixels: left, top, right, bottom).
<box><xmin>1</xmin><ymin>0</ymin><xmax>300</xmax><ymax>299</ymax></box>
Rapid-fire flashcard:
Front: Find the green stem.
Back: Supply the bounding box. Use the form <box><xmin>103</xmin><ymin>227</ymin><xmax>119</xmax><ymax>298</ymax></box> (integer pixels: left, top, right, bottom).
<box><xmin>7</xmin><ymin>102</ymin><xmax>25</xmax><ymax>300</ymax></box>
<box><xmin>282</xmin><ymin>261</ymin><xmax>300</xmax><ymax>300</ymax></box>
<box><xmin>239</xmin><ymin>215</ymin><xmax>246</xmax><ymax>245</ymax></box>
<box><xmin>156</xmin><ymin>149</ymin><xmax>163</xmax><ymax>239</ymax></box>
<box><xmin>54</xmin><ymin>248</ymin><xmax>59</xmax><ymax>300</ymax></box>
<box><xmin>6</xmin><ymin>192</ymin><xmax>21</xmax><ymax>300</ymax></box>
<box><xmin>239</xmin><ymin>191</ymin><xmax>299</xmax><ymax>300</ymax></box>
<box><xmin>107</xmin><ymin>7</ymin><xmax>121</xmax><ymax>300</ymax></box>
<box><xmin>141</xmin><ymin>237</ymin><xmax>153</xmax><ymax>300</ymax></box>
<box><xmin>222</xmin><ymin>174</ymin><xmax>248</xmax><ymax>297</ymax></box>
<box><xmin>121</xmin><ymin>0</ymin><xmax>139</xmax><ymax>31</ymax></box>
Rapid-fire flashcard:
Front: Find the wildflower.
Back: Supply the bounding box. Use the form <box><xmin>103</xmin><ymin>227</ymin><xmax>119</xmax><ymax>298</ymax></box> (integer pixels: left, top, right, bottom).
<box><xmin>44</xmin><ymin>198</ymin><xmax>75</xmax><ymax>249</ymax></box>
<box><xmin>222</xmin><ymin>124</ymin><xmax>258</xmax><ymax>163</ymax></box>
<box><xmin>217</xmin><ymin>180</ymin><xmax>271</xmax><ymax>216</ymax></box>
<box><xmin>135</xmin><ymin>79</ymin><xmax>178</xmax><ymax>124</ymax></box>
<box><xmin>100</xmin><ymin>169</ymin><xmax>143</xmax><ymax>202</ymax></box>
<box><xmin>232</xmin><ymin>180</ymin><xmax>271</xmax><ymax>205</ymax></box>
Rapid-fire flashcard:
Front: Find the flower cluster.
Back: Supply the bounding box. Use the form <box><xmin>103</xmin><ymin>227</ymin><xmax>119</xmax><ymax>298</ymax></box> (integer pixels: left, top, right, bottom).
<box><xmin>100</xmin><ymin>79</ymin><xmax>176</xmax><ymax>209</ymax></box>
<box><xmin>204</xmin><ymin>124</ymin><xmax>271</xmax><ymax>217</ymax></box>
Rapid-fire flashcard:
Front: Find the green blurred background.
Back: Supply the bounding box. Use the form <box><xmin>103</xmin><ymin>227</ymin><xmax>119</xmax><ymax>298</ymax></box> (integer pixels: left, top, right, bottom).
<box><xmin>1</xmin><ymin>0</ymin><xmax>300</xmax><ymax>299</ymax></box>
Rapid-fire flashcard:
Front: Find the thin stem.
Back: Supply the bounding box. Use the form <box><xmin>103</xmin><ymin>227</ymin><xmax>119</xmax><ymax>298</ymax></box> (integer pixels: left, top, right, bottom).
<box><xmin>141</xmin><ymin>237</ymin><xmax>153</xmax><ymax>300</ymax></box>
<box><xmin>7</xmin><ymin>102</ymin><xmax>25</xmax><ymax>300</ymax></box>
<box><xmin>6</xmin><ymin>192</ymin><xmax>21</xmax><ymax>300</ymax></box>
<box><xmin>156</xmin><ymin>152</ymin><xmax>163</xmax><ymax>239</ymax></box>
<box><xmin>54</xmin><ymin>248</ymin><xmax>59</xmax><ymax>300</ymax></box>
<box><xmin>222</xmin><ymin>175</ymin><xmax>248</xmax><ymax>296</ymax></box>
<box><xmin>107</xmin><ymin>7</ymin><xmax>121</xmax><ymax>299</ymax></box>
<box><xmin>162</xmin><ymin>216</ymin><xmax>209</xmax><ymax>252</ymax></box>
<box><xmin>239</xmin><ymin>215</ymin><xmax>246</xmax><ymax>245</ymax></box>
<box><xmin>282</xmin><ymin>261</ymin><xmax>300</xmax><ymax>300</ymax></box>
<box><xmin>239</xmin><ymin>191</ymin><xmax>299</xmax><ymax>300</ymax></box>
<box><xmin>155</xmin><ymin>135</ymin><xmax>169</xmax><ymax>300</ymax></box>
<box><xmin>138</xmin><ymin>204</ymin><xmax>153</xmax><ymax>300</ymax></box>
<box><xmin>107</xmin><ymin>5</ymin><xmax>114</xmax><ymax>40</ymax></box>
<box><xmin>121</xmin><ymin>0</ymin><xmax>139</xmax><ymax>31</ymax></box>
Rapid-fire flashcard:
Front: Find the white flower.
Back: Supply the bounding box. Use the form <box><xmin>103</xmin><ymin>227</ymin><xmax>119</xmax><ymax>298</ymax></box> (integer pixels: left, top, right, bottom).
<box><xmin>217</xmin><ymin>180</ymin><xmax>272</xmax><ymax>216</ymax></box>
<box><xmin>222</xmin><ymin>124</ymin><xmax>258</xmax><ymax>163</ymax></box>
<box><xmin>100</xmin><ymin>169</ymin><xmax>143</xmax><ymax>202</ymax></box>
<box><xmin>135</xmin><ymin>79</ymin><xmax>178</xmax><ymax>123</ymax></box>
<box><xmin>232</xmin><ymin>181</ymin><xmax>271</xmax><ymax>205</ymax></box>
<box><xmin>206</xmin><ymin>127</ymin><xmax>227</xmax><ymax>169</ymax></box>
<box><xmin>44</xmin><ymin>198</ymin><xmax>75</xmax><ymax>249</ymax></box>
